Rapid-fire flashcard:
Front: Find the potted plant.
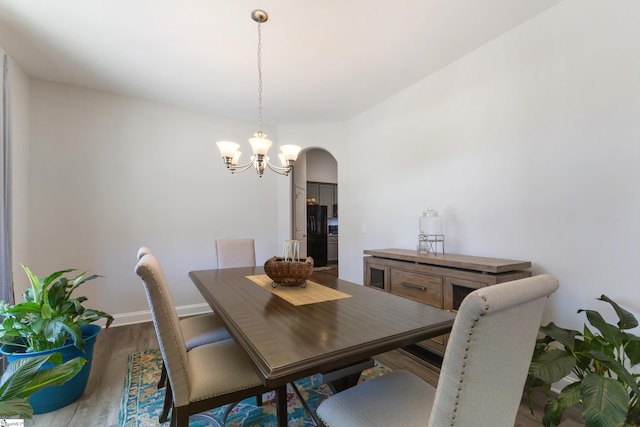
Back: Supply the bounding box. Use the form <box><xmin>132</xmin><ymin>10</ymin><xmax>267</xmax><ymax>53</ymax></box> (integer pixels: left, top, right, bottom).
<box><xmin>0</xmin><ymin>353</ymin><xmax>85</xmax><ymax>419</ymax></box>
<box><xmin>0</xmin><ymin>264</ymin><xmax>113</xmax><ymax>413</ymax></box>
<box><xmin>525</xmin><ymin>295</ymin><xmax>640</xmax><ymax>427</ymax></box>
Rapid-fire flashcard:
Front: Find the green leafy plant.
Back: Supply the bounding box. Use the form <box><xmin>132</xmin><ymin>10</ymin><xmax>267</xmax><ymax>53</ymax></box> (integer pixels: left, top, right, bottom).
<box><xmin>0</xmin><ymin>265</ymin><xmax>114</xmax><ymax>352</ymax></box>
<box><xmin>526</xmin><ymin>295</ymin><xmax>640</xmax><ymax>427</ymax></box>
<box><xmin>0</xmin><ymin>353</ymin><xmax>85</xmax><ymax>419</ymax></box>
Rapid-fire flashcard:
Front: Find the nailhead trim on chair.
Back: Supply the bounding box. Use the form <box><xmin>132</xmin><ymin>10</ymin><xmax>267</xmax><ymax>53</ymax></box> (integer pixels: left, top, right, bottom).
<box><xmin>143</xmin><ymin>263</ymin><xmax>192</xmax><ymax>397</ymax></box>
<box><xmin>449</xmin><ymin>296</ymin><xmax>489</xmax><ymax>426</ymax></box>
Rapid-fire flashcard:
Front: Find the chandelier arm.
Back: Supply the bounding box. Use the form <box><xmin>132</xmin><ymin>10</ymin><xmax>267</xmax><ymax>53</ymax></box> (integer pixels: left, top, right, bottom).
<box><xmin>266</xmin><ymin>159</ymin><xmax>292</xmax><ymax>176</ymax></box>
<box><xmin>229</xmin><ymin>160</ymin><xmax>255</xmax><ymax>174</ymax></box>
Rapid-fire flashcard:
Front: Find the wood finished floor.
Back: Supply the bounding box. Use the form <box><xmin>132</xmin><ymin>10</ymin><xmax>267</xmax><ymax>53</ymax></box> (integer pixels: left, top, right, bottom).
<box><xmin>31</xmin><ymin>268</ymin><xmax>583</xmax><ymax>426</ymax></box>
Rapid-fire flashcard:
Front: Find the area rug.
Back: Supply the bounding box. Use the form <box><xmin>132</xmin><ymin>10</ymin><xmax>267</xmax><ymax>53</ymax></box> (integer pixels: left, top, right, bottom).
<box><xmin>118</xmin><ymin>349</ymin><xmax>391</xmax><ymax>427</ymax></box>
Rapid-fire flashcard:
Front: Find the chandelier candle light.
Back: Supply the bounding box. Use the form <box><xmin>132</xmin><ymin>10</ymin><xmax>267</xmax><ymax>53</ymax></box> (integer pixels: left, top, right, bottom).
<box><xmin>216</xmin><ymin>10</ymin><xmax>301</xmax><ymax>177</ymax></box>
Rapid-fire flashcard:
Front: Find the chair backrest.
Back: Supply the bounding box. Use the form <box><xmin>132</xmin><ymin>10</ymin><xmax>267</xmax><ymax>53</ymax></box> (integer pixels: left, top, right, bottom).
<box><xmin>136</xmin><ymin>246</ymin><xmax>154</xmax><ymax>260</ymax></box>
<box><xmin>134</xmin><ymin>252</ymin><xmax>191</xmax><ymax>406</ymax></box>
<box><xmin>428</xmin><ymin>274</ymin><xmax>559</xmax><ymax>427</ymax></box>
<box><xmin>215</xmin><ymin>238</ymin><xmax>256</xmax><ymax>269</ymax></box>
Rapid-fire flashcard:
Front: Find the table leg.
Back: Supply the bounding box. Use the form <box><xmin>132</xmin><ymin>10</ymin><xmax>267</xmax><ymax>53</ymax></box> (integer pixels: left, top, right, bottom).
<box><xmin>328</xmin><ymin>372</ymin><xmax>362</xmax><ymax>393</ymax></box>
<box><xmin>320</xmin><ymin>359</ymin><xmax>375</xmax><ymax>393</ymax></box>
<box><xmin>275</xmin><ymin>385</ymin><xmax>288</xmax><ymax>427</ymax></box>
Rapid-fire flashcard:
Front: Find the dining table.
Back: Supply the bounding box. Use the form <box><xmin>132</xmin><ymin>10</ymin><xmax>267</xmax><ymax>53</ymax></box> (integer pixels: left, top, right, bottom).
<box><xmin>189</xmin><ymin>266</ymin><xmax>456</xmax><ymax>427</ymax></box>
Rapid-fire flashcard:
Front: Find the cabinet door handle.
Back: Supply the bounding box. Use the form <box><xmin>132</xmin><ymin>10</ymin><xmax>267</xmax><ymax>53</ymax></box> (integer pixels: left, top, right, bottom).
<box><xmin>400</xmin><ymin>282</ymin><xmax>426</xmax><ymax>291</ymax></box>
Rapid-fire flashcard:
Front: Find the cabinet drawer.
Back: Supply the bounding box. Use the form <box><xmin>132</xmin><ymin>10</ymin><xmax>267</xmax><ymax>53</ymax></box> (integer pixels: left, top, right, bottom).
<box><xmin>389</xmin><ymin>270</ymin><xmax>443</xmax><ymax>308</ymax></box>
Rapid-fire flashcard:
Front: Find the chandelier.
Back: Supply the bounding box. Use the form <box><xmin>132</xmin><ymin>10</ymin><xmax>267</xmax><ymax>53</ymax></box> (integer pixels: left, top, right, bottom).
<box><xmin>216</xmin><ymin>9</ymin><xmax>301</xmax><ymax>177</ymax></box>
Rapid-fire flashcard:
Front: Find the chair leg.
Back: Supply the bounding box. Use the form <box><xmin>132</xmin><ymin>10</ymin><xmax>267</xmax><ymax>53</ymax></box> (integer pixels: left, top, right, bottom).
<box><xmin>158</xmin><ymin>362</ymin><xmax>167</xmax><ymax>389</ymax></box>
<box><xmin>159</xmin><ymin>381</ymin><xmax>173</xmax><ymax>423</ymax></box>
<box><xmin>256</xmin><ymin>393</ymin><xmax>263</xmax><ymax>406</ymax></box>
<box><xmin>171</xmin><ymin>405</ymin><xmax>190</xmax><ymax>427</ymax></box>
<box><xmin>222</xmin><ymin>401</ymin><xmax>240</xmax><ymax>424</ymax></box>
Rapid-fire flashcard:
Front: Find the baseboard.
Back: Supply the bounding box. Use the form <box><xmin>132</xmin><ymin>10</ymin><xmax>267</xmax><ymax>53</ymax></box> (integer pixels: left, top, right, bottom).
<box><xmin>93</xmin><ymin>303</ymin><xmax>213</xmax><ymax>328</ymax></box>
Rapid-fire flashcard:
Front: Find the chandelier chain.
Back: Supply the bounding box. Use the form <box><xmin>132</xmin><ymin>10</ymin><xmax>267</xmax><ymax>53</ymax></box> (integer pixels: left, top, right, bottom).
<box><xmin>257</xmin><ymin>20</ymin><xmax>263</xmax><ymax>134</ymax></box>
<box><xmin>215</xmin><ymin>9</ymin><xmax>301</xmax><ymax>177</ymax></box>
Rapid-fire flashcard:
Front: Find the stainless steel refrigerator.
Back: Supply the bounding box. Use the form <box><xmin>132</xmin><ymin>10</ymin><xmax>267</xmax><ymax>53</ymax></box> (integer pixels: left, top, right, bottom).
<box><xmin>307</xmin><ymin>205</ymin><xmax>327</xmax><ymax>267</ymax></box>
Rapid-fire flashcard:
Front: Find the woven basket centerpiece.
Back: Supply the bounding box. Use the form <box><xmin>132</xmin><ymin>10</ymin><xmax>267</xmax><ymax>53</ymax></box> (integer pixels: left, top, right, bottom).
<box><xmin>264</xmin><ymin>256</ymin><xmax>314</xmax><ymax>288</ymax></box>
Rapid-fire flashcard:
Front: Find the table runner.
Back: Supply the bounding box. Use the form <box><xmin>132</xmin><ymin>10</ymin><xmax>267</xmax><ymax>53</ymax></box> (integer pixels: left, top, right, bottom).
<box><xmin>246</xmin><ymin>274</ymin><xmax>352</xmax><ymax>306</ymax></box>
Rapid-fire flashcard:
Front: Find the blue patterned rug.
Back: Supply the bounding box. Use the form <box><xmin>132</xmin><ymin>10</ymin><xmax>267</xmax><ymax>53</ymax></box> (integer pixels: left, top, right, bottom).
<box><xmin>118</xmin><ymin>349</ymin><xmax>391</xmax><ymax>427</ymax></box>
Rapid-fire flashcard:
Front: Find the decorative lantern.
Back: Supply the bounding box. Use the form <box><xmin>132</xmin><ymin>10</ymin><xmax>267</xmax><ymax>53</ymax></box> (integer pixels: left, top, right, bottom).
<box><xmin>418</xmin><ymin>209</ymin><xmax>444</xmax><ymax>255</ymax></box>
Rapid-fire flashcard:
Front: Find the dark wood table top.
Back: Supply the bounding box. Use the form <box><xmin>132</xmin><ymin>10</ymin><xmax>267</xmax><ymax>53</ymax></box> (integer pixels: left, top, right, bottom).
<box><xmin>189</xmin><ymin>267</ymin><xmax>456</xmax><ymax>388</ymax></box>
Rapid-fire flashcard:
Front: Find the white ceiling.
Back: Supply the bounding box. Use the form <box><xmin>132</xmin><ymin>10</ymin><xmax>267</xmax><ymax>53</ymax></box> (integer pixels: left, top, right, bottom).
<box><xmin>0</xmin><ymin>0</ymin><xmax>562</xmax><ymax>124</ymax></box>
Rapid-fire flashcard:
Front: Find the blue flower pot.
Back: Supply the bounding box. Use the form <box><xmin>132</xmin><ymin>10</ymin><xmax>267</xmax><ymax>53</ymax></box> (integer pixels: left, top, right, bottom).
<box><xmin>0</xmin><ymin>324</ymin><xmax>101</xmax><ymax>414</ymax></box>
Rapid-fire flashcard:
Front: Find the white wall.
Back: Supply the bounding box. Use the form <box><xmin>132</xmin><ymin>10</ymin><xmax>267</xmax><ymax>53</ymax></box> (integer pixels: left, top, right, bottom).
<box><xmin>6</xmin><ymin>54</ymin><xmax>30</xmax><ymax>295</ymax></box>
<box><xmin>337</xmin><ymin>0</ymin><xmax>640</xmax><ymax>330</ymax></box>
<box><xmin>307</xmin><ymin>149</ymin><xmax>338</xmax><ymax>184</ymax></box>
<box><xmin>25</xmin><ymin>81</ymin><xmax>289</xmax><ymax>324</ymax></box>
<box><xmin>9</xmin><ymin>0</ymin><xmax>640</xmax><ymax>333</ymax></box>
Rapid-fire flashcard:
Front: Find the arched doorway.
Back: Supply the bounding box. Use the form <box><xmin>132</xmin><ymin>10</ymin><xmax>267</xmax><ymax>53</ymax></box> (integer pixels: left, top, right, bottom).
<box><xmin>291</xmin><ymin>148</ymin><xmax>338</xmax><ymax>268</ymax></box>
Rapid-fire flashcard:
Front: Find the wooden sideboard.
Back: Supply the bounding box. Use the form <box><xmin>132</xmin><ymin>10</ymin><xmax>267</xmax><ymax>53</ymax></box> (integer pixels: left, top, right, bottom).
<box><xmin>363</xmin><ymin>248</ymin><xmax>532</xmax><ymax>368</ymax></box>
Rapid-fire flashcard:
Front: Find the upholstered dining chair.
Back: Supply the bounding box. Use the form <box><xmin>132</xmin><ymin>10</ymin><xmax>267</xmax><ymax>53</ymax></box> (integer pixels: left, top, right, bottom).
<box><xmin>316</xmin><ymin>274</ymin><xmax>559</xmax><ymax>427</ymax></box>
<box><xmin>135</xmin><ymin>252</ymin><xmax>274</xmax><ymax>427</ymax></box>
<box><xmin>212</xmin><ymin>239</ymin><xmax>266</xmax><ymax>406</ymax></box>
<box><xmin>136</xmin><ymin>247</ymin><xmax>232</xmax><ymax>422</ymax></box>
<box><xmin>215</xmin><ymin>238</ymin><xmax>256</xmax><ymax>268</ymax></box>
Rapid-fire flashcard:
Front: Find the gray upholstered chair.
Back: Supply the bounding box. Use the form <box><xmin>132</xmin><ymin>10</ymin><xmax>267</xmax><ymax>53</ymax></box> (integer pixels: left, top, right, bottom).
<box><xmin>215</xmin><ymin>238</ymin><xmax>256</xmax><ymax>268</ymax></box>
<box><xmin>136</xmin><ymin>247</ymin><xmax>232</xmax><ymax>422</ymax></box>
<box><xmin>316</xmin><ymin>274</ymin><xmax>559</xmax><ymax>427</ymax></box>
<box><xmin>135</xmin><ymin>252</ymin><xmax>273</xmax><ymax>427</ymax></box>
<box><xmin>212</xmin><ymin>239</ymin><xmax>267</xmax><ymax>406</ymax></box>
